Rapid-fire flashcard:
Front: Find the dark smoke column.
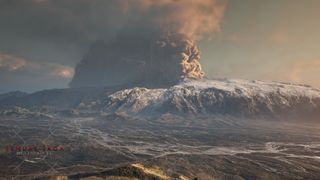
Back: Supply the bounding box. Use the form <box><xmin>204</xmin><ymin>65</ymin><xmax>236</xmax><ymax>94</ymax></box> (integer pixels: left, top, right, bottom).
<box><xmin>70</xmin><ymin>33</ymin><xmax>204</xmax><ymax>88</ymax></box>
<box><xmin>69</xmin><ymin>0</ymin><xmax>225</xmax><ymax>88</ymax></box>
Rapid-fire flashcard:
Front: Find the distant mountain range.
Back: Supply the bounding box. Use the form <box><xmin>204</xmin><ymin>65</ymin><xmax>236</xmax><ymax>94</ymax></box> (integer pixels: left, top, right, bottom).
<box><xmin>1</xmin><ymin>78</ymin><xmax>319</xmax><ymax>120</ymax></box>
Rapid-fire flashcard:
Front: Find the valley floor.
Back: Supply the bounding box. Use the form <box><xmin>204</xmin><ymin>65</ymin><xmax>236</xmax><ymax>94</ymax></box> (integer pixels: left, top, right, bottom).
<box><xmin>0</xmin><ymin>113</ymin><xmax>320</xmax><ymax>179</ymax></box>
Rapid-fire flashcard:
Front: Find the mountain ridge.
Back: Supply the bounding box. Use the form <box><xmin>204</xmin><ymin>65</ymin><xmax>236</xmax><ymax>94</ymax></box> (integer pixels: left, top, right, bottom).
<box><xmin>87</xmin><ymin>79</ymin><xmax>320</xmax><ymax>119</ymax></box>
<box><xmin>1</xmin><ymin>78</ymin><xmax>319</xmax><ymax>120</ymax></box>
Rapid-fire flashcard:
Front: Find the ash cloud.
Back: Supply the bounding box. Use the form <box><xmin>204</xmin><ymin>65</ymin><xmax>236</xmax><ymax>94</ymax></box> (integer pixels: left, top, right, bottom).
<box><xmin>0</xmin><ymin>0</ymin><xmax>226</xmax><ymax>91</ymax></box>
<box><xmin>70</xmin><ymin>0</ymin><xmax>226</xmax><ymax>87</ymax></box>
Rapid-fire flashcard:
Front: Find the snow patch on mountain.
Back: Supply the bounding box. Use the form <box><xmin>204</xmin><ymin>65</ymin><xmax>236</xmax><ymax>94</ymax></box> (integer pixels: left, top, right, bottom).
<box><xmin>89</xmin><ymin>79</ymin><xmax>320</xmax><ymax>118</ymax></box>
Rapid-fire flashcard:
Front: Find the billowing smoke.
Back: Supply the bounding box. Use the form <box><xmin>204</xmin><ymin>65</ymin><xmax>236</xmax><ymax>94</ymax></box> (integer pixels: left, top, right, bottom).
<box><xmin>70</xmin><ymin>0</ymin><xmax>226</xmax><ymax>88</ymax></box>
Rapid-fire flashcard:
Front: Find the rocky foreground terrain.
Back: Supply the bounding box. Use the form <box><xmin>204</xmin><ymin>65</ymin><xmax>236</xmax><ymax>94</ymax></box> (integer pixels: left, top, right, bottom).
<box><xmin>0</xmin><ymin>79</ymin><xmax>320</xmax><ymax>179</ymax></box>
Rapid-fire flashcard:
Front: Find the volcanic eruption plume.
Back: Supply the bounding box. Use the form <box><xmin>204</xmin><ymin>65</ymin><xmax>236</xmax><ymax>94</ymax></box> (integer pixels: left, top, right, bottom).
<box><xmin>70</xmin><ymin>0</ymin><xmax>226</xmax><ymax>88</ymax></box>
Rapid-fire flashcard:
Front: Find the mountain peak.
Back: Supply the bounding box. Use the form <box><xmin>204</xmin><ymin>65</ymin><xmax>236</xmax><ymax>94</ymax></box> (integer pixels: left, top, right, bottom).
<box><xmin>89</xmin><ymin>79</ymin><xmax>320</xmax><ymax>119</ymax></box>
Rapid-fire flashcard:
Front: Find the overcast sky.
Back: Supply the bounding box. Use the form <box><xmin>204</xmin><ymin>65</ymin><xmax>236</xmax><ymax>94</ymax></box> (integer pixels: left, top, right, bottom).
<box><xmin>0</xmin><ymin>0</ymin><xmax>319</xmax><ymax>93</ymax></box>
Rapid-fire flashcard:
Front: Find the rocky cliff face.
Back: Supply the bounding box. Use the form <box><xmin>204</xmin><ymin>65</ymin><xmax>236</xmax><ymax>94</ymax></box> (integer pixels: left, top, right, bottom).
<box><xmin>88</xmin><ymin>79</ymin><xmax>320</xmax><ymax>119</ymax></box>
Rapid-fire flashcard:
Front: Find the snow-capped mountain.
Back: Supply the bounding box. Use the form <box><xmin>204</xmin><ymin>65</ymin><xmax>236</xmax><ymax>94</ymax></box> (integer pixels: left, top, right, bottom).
<box><xmin>1</xmin><ymin>78</ymin><xmax>319</xmax><ymax>120</ymax></box>
<box><xmin>90</xmin><ymin>79</ymin><xmax>320</xmax><ymax>119</ymax></box>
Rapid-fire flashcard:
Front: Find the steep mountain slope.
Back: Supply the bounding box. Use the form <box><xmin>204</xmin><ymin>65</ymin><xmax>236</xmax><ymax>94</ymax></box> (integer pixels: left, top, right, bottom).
<box><xmin>90</xmin><ymin>79</ymin><xmax>320</xmax><ymax>119</ymax></box>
